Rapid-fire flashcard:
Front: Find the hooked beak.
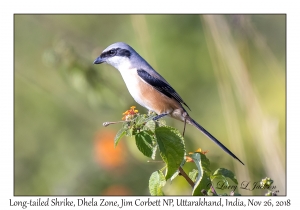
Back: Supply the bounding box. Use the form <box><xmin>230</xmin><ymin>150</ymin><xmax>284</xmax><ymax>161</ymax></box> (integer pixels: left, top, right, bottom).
<box><xmin>93</xmin><ymin>56</ymin><xmax>104</xmax><ymax>64</ymax></box>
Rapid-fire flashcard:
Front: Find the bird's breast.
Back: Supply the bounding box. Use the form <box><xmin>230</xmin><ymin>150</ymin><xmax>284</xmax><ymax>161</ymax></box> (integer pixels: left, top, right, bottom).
<box><xmin>119</xmin><ymin>68</ymin><xmax>149</xmax><ymax>109</ymax></box>
<box><xmin>118</xmin><ymin>68</ymin><xmax>182</xmax><ymax>115</ymax></box>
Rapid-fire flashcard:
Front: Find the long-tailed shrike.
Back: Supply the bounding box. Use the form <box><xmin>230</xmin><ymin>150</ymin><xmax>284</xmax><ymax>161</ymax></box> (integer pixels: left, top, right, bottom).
<box><xmin>94</xmin><ymin>42</ymin><xmax>244</xmax><ymax>165</ymax></box>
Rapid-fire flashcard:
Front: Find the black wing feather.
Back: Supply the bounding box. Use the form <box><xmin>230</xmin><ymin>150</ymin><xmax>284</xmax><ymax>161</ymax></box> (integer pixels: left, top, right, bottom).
<box><xmin>137</xmin><ymin>69</ymin><xmax>191</xmax><ymax>110</ymax></box>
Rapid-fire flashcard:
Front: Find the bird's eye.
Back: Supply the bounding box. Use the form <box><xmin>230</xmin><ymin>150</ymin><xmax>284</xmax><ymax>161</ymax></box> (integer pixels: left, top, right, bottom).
<box><xmin>108</xmin><ymin>49</ymin><xmax>116</xmax><ymax>56</ymax></box>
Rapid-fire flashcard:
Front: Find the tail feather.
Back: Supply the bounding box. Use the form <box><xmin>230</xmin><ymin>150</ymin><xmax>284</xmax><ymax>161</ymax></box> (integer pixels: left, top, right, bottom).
<box><xmin>187</xmin><ymin>116</ymin><xmax>244</xmax><ymax>165</ymax></box>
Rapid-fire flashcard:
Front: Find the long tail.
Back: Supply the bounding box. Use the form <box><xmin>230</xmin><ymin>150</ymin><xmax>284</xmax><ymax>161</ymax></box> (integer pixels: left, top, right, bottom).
<box><xmin>186</xmin><ymin>116</ymin><xmax>244</xmax><ymax>165</ymax></box>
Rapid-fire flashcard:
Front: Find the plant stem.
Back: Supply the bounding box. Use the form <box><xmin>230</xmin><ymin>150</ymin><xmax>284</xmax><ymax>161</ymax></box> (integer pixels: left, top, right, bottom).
<box><xmin>179</xmin><ymin>166</ymin><xmax>195</xmax><ymax>188</ymax></box>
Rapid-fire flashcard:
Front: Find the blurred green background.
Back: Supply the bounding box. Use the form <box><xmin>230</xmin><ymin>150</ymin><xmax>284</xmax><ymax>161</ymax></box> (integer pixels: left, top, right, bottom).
<box><xmin>14</xmin><ymin>14</ymin><xmax>285</xmax><ymax>196</ymax></box>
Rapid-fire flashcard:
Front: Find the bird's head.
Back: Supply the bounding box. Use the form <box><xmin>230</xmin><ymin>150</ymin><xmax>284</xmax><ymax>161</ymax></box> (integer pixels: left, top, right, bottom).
<box><xmin>94</xmin><ymin>42</ymin><xmax>134</xmax><ymax>70</ymax></box>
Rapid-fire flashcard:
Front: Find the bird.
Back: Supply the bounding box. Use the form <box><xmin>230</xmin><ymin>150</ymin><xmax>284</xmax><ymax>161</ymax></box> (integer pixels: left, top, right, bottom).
<box><xmin>94</xmin><ymin>42</ymin><xmax>244</xmax><ymax>165</ymax></box>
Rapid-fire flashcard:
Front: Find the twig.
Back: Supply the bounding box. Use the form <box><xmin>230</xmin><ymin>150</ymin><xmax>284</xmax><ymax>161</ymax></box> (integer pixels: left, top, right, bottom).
<box><xmin>103</xmin><ymin>121</ymin><xmax>126</xmax><ymax>127</ymax></box>
<box><xmin>178</xmin><ymin>166</ymin><xmax>194</xmax><ymax>188</ymax></box>
<box><xmin>210</xmin><ymin>185</ymin><xmax>218</xmax><ymax>196</ymax></box>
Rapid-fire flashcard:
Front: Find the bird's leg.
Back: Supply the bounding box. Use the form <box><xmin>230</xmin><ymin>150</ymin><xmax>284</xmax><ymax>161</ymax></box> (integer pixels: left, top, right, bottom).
<box><xmin>182</xmin><ymin>118</ymin><xmax>187</xmax><ymax>137</ymax></box>
<box><xmin>152</xmin><ymin>113</ymin><xmax>168</xmax><ymax>121</ymax></box>
<box><xmin>182</xmin><ymin>111</ymin><xmax>189</xmax><ymax>137</ymax></box>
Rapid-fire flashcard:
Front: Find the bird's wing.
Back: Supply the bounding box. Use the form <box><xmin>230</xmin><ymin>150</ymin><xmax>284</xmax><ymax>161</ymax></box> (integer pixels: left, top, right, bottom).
<box><xmin>137</xmin><ymin>69</ymin><xmax>191</xmax><ymax>110</ymax></box>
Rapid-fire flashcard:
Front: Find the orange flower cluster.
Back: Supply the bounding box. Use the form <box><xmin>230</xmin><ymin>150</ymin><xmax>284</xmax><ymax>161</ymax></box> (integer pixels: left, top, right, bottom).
<box><xmin>122</xmin><ymin>106</ymin><xmax>139</xmax><ymax>120</ymax></box>
<box><xmin>186</xmin><ymin>148</ymin><xmax>209</xmax><ymax>162</ymax></box>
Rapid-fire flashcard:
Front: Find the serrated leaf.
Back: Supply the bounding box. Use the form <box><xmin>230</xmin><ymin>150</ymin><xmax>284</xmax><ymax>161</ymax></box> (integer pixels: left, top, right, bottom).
<box><xmin>210</xmin><ymin>174</ymin><xmax>229</xmax><ymax>193</ymax></box>
<box><xmin>139</xmin><ymin>115</ymin><xmax>151</xmax><ymax>125</ymax></box>
<box><xmin>135</xmin><ymin>131</ymin><xmax>154</xmax><ymax>158</ymax></box>
<box><xmin>211</xmin><ymin>174</ymin><xmax>229</xmax><ymax>185</ymax></box>
<box><xmin>114</xmin><ymin>127</ymin><xmax>127</xmax><ymax>147</ymax></box>
<box><xmin>155</xmin><ymin>126</ymin><xmax>185</xmax><ymax>180</ymax></box>
<box><xmin>213</xmin><ymin>168</ymin><xmax>238</xmax><ymax>185</ymax></box>
<box><xmin>189</xmin><ymin>153</ymin><xmax>212</xmax><ymax>196</ymax></box>
<box><xmin>135</xmin><ymin>114</ymin><xmax>148</xmax><ymax>125</ymax></box>
<box><xmin>157</xmin><ymin>119</ymin><xmax>167</xmax><ymax>127</ymax></box>
<box><xmin>145</xmin><ymin>120</ymin><xmax>156</xmax><ymax>133</ymax></box>
<box><xmin>149</xmin><ymin>170</ymin><xmax>166</xmax><ymax>196</ymax></box>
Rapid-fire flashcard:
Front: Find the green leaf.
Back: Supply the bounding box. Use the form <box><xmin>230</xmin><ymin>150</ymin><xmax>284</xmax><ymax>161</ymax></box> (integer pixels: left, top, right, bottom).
<box><xmin>149</xmin><ymin>170</ymin><xmax>166</xmax><ymax>196</ymax></box>
<box><xmin>126</xmin><ymin>127</ymin><xmax>133</xmax><ymax>137</ymax></box>
<box><xmin>189</xmin><ymin>152</ymin><xmax>212</xmax><ymax>196</ymax></box>
<box><xmin>171</xmin><ymin>159</ymin><xmax>186</xmax><ymax>182</ymax></box>
<box><xmin>155</xmin><ymin>126</ymin><xmax>185</xmax><ymax>180</ymax></box>
<box><xmin>135</xmin><ymin>114</ymin><xmax>148</xmax><ymax>126</ymax></box>
<box><xmin>145</xmin><ymin>120</ymin><xmax>156</xmax><ymax>133</ymax></box>
<box><xmin>135</xmin><ymin>131</ymin><xmax>154</xmax><ymax>158</ymax></box>
<box><xmin>170</xmin><ymin>171</ymin><xmax>180</xmax><ymax>182</ymax></box>
<box><xmin>114</xmin><ymin>127</ymin><xmax>127</xmax><ymax>147</ymax></box>
<box><xmin>210</xmin><ymin>174</ymin><xmax>229</xmax><ymax>186</ymax></box>
<box><xmin>210</xmin><ymin>174</ymin><xmax>229</xmax><ymax>194</ymax></box>
<box><xmin>213</xmin><ymin>168</ymin><xmax>238</xmax><ymax>185</ymax></box>
<box><xmin>189</xmin><ymin>169</ymin><xmax>198</xmax><ymax>182</ymax></box>
<box><xmin>157</xmin><ymin>119</ymin><xmax>167</xmax><ymax>127</ymax></box>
